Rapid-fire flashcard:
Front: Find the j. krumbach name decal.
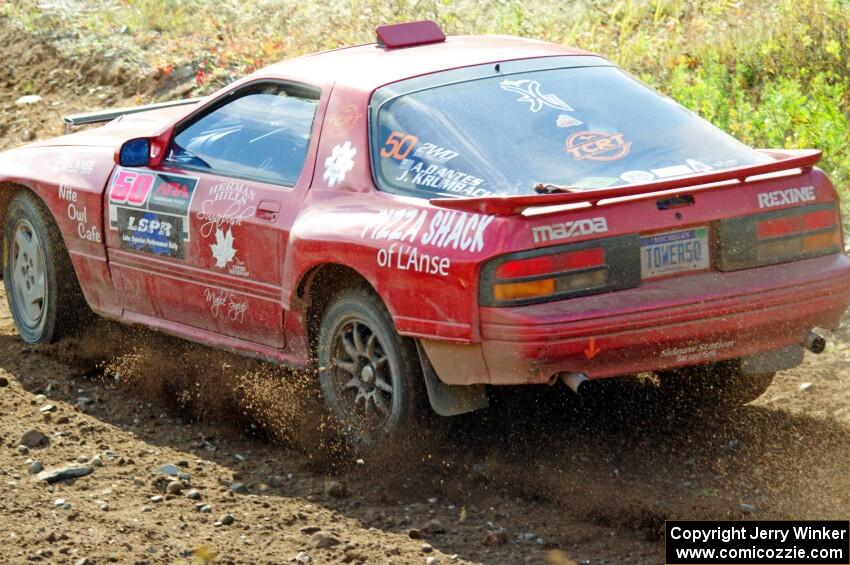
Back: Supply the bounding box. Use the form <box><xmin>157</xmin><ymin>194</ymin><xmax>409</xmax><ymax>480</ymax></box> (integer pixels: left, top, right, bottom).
<box><xmin>665</xmin><ymin>520</ymin><xmax>850</xmax><ymax>565</ymax></box>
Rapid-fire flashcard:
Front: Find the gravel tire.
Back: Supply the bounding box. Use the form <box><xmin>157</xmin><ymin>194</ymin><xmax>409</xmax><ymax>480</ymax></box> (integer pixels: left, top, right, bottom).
<box><xmin>2</xmin><ymin>191</ymin><xmax>85</xmax><ymax>344</ymax></box>
<box><xmin>317</xmin><ymin>287</ymin><xmax>428</xmax><ymax>447</ymax></box>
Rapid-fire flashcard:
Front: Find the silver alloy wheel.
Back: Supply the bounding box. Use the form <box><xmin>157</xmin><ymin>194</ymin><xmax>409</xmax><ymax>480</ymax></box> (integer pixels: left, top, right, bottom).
<box><xmin>330</xmin><ymin>319</ymin><xmax>394</xmax><ymax>428</ymax></box>
<box><xmin>10</xmin><ymin>219</ymin><xmax>47</xmax><ymax>334</ymax></box>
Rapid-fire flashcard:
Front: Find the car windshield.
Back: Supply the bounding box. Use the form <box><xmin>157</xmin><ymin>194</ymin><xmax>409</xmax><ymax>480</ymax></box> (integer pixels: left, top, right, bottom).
<box><xmin>372</xmin><ymin>65</ymin><xmax>769</xmax><ymax>198</ymax></box>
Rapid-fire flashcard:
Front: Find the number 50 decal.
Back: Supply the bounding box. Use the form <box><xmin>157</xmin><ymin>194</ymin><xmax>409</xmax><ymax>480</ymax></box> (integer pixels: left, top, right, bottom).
<box><xmin>381</xmin><ymin>131</ymin><xmax>418</xmax><ymax>160</ymax></box>
<box><xmin>110</xmin><ymin>169</ymin><xmax>154</xmax><ymax>205</ymax></box>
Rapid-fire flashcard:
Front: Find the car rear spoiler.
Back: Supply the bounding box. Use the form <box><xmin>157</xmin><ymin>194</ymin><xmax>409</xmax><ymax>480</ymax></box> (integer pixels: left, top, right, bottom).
<box><xmin>429</xmin><ymin>149</ymin><xmax>822</xmax><ymax>216</ymax></box>
<box><xmin>63</xmin><ymin>98</ymin><xmax>203</xmax><ymax>132</ymax></box>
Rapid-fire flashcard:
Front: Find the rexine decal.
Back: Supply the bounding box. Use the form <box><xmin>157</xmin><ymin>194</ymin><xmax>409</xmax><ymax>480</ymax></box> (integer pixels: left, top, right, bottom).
<box><xmin>757</xmin><ymin>185</ymin><xmax>816</xmax><ymax>209</ymax></box>
<box><xmin>323</xmin><ymin>141</ymin><xmax>356</xmax><ymax>187</ymax></box>
<box><xmin>108</xmin><ymin>168</ymin><xmax>198</xmax><ymax>259</ymax></box>
<box><xmin>532</xmin><ymin>217</ymin><xmax>608</xmax><ymax>244</ymax></box>
<box><xmin>362</xmin><ymin>209</ymin><xmax>495</xmax><ymax>253</ymax></box>
<box><xmin>499</xmin><ymin>79</ymin><xmax>574</xmax><ymax>113</ymax></box>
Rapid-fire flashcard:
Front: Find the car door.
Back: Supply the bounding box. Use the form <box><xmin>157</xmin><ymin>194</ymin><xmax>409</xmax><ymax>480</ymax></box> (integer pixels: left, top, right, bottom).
<box><xmin>104</xmin><ymin>81</ymin><xmax>321</xmax><ymax>348</ymax></box>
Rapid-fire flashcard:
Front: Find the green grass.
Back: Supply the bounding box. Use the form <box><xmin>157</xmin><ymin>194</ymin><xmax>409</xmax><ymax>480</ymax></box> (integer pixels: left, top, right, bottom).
<box><xmin>4</xmin><ymin>0</ymin><xmax>850</xmax><ymax>215</ymax></box>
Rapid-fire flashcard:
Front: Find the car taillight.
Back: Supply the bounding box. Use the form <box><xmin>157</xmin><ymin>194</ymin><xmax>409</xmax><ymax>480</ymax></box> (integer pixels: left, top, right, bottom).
<box><xmin>715</xmin><ymin>203</ymin><xmax>843</xmax><ymax>271</ymax></box>
<box><xmin>480</xmin><ymin>236</ymin><xmax>640</xmax><ymax>306</ymax></box>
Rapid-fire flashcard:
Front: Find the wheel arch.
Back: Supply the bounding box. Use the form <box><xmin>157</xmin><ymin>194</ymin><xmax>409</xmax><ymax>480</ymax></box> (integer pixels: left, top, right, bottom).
<box><xmin>293</xmin><ymin>262</ymin><xmax>489</xmax><ymax>417</ymax></box>
<box><xmin>293</xmin><ymin>262</ymin><xmax>378</xmax><ymax>361</ymax></box>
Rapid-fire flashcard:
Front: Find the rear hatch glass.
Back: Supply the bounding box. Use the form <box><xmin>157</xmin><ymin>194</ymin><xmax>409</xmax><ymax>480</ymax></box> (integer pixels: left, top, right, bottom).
<box><xmin>372</xmin><ymin>63</ymin><xmax>769</xmax><ymax>198</ymax></box>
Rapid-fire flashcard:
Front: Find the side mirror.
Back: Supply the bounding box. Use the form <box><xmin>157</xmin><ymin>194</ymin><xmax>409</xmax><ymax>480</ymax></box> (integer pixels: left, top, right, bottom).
<box><xmin>117</xmin><ymin>138</ymin><xmax>151</xmax><ymax>167</ymax></box>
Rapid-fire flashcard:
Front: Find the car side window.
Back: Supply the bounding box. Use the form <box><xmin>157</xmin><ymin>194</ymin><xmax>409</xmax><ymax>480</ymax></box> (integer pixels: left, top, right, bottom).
<box><xmin>168</xmin><ymin>82</ymin><xmax>320</xmax><ymax>186</ymax></box>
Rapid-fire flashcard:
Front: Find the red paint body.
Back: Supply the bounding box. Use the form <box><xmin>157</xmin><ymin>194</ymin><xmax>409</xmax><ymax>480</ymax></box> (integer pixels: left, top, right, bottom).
<box><xmin>1</xmin><ymin>34</ymin><xmax>848</xmax><ymax>387</ymax></box>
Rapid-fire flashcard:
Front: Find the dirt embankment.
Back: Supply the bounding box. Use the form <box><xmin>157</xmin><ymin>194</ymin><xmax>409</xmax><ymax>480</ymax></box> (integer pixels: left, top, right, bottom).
<box><xmin>3</xmin><ymin>14</ymin><xmax>850</xmax><ymax>565</ymax></box>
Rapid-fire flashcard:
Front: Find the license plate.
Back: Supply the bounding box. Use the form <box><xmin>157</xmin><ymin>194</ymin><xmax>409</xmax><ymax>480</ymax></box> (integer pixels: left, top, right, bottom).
<box><xmin>640</xmin><ymin>227</ymin><xmax>710</xmax><ymax>279</ymax></box>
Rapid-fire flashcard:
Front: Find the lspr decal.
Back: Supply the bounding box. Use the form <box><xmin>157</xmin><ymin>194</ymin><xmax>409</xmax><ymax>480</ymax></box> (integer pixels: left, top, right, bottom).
<box><xmin>108</xmin><ymin>168</ymin><xmax>198</xmax><ymax>255</ymax></box>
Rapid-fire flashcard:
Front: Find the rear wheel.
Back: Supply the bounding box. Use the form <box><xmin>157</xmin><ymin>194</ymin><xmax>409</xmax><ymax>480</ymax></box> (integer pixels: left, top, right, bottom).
<box><xmin>2</xmin><ymin>192</ymin><xmax>84</xmax><ymax>344</ymax></box>
<box><xmin>317</xmin><ymin>288</ymin><xmax>427</xmax><ymax>447</ymax></box>
<box><xmin>658</xmin><ymin>360</ymin><xmax>775</xmax><ymax>408</ymax></box>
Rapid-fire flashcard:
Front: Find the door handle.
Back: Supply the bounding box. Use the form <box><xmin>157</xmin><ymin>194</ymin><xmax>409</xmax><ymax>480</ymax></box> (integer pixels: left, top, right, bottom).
<box><xmin>256</xmin><ymin>200</ymin><xmax>280</xmax><ymax>222</ymax></box>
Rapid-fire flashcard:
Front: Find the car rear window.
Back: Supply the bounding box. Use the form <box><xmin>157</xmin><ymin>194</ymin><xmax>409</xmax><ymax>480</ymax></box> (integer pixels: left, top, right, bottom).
<box><xmin>372</xmin><ymin>65</ymin><xmax>769</xmax><ymax>198</ymax></box>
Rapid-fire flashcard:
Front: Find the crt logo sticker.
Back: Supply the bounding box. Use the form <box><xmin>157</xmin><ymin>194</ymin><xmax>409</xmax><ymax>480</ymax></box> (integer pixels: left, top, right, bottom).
<box><xmin>565</xmin><ymin>131</ymin><xmax>631</xmax><ymax>162</ymax></box>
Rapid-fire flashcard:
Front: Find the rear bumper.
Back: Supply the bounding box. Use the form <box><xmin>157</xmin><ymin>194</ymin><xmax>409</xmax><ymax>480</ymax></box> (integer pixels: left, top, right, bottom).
<box><xmin>421</xmin><ymin>254</ymin><xmax>850</xmax><ymax>385</ymax></box>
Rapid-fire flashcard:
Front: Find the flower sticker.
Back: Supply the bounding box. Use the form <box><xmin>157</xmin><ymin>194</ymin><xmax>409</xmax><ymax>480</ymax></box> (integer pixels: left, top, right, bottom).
<box><xmin>323</xmin><ymin>141</ymin><xmax>357</xmax><ymax>187</ymax></box>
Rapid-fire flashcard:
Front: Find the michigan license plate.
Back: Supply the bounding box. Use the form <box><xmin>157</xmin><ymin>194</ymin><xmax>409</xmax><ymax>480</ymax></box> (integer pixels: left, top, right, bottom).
<box><xmin>640</xmin><ymin>227</ymin><xmax>709</xmax><ymax>279</ymax></box>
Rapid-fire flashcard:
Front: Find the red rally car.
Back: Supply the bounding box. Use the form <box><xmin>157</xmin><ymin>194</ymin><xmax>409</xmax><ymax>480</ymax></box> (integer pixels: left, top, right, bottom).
<box><xmin>1</xmin><ymin>21</ymin><xmax>848</xmax><ymax>444</ymax></box>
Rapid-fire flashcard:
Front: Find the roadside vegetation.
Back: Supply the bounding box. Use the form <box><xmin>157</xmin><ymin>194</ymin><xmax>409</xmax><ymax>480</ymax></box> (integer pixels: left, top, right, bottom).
<box><xmin>4</xmin><ymin>0</ymin><xmax>849</xmax><ymax>208</ymax></box>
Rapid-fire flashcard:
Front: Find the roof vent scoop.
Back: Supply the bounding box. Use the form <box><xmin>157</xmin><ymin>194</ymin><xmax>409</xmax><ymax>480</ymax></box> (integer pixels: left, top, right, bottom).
<box><xmin>375</xmin><ymin>20</ymin><xmax>446</xmax><ymax>49</ymax></box>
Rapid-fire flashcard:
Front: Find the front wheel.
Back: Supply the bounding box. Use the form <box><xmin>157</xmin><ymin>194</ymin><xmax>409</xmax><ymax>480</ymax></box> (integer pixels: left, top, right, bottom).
<box><xmin>317</xmin><ymin>288</ymin><xmax>427</xmax><ymax>447</ymax></box>
<box><xmin>2</xmin><ymin>192</ymin><xmax>85</xmax><ymax>344</ymax></box>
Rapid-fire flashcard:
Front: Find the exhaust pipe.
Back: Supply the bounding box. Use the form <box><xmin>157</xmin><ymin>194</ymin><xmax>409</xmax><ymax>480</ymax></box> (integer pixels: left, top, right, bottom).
<box><xmin>561</xmin><ymin>372</ymin><xmax>589</xmax><ymax>394</ymax></box>
<box><xmin>803</xmin><ymin>331</ymin><xmax>826</xmax><ymax>354</ymax></box>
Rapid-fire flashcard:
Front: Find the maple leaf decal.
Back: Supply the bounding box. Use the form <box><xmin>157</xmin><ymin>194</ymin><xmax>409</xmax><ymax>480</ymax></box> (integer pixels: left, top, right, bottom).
<box><xmin>210</xmin><ymin>227</ymin><xmax>237</xmax><ymax>268</ymax></box>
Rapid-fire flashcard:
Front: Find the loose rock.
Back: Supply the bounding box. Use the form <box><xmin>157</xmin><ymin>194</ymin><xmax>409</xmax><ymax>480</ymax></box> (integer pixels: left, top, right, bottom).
<box><xmin>27</xmin><ymin>460</ymin><xmax>44</xmax><ymax>474</ymax></box>
<box><xmin>311</xmin><ymin>532</ymin><xmax>341</xmax><ymax>549</ymax></box>
<box><xmin>16</xmin><ymin>94</ymin><xmax>43</xmax><ymax>106</ymax></box>
<box><xmin>18</xmin><ymin>429</ymin><xmax>49</xmax><ymax>448</ymax></box>
<box><xmin>229</xmin><ymin>481</ymin><xmax>249</xmax><ymax>494</ymax></box>
<box><xmin>422</xmin><ymin>519</ymin><xmax>446</xmax><ymax>534</ymax></box>
<box><xmin>154</xmin><ymin>464</ymin><xmax>181</xmax><ymax>477</ymax></box>
<box><xmin>166</xmin><ymin>481</ymin><xmax>184</xmax><ymax>495</ymax></box>
<box><xmin>36</xmin><ymin>465</ymin><xmax>93</xmax><ymax>484</ymax></box>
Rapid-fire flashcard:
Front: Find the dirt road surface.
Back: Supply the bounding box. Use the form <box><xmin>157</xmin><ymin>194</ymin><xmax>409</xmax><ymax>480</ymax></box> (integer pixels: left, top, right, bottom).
<box><xmin>3</xmin><ymin>15</ymin><xmax>850</xmax><ymax>565</ymax></box>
